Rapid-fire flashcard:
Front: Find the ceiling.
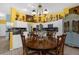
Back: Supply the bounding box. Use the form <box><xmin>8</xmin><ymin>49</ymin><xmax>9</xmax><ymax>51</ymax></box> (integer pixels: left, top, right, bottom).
<box><xmin>0</xmin><ymin>3</ymin><xmax>79</xmax><ymax>15</ymax></box>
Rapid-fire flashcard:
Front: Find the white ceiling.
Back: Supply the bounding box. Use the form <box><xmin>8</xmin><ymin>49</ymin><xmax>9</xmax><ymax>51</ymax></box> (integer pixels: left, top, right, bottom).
<box><xmin>0</xmin><ymin>3</ymin><xmax>79</xmax><ymax>15</ymax></box>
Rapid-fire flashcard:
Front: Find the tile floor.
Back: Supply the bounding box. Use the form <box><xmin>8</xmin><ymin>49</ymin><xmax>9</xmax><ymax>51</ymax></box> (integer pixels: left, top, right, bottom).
<box><xmin>0</xmin><ymin>36</ymin><xmax>9</xmax><ymax>54</ymax></box>
<box><xmin>0</xmin><ymin>36</ymin><xmax>79</xmax><ymax>55</ymax></box>
<box><xmin>0</xmin><ymin>45</ymin><xmax>79</xmax><ymax>55</ymax></box>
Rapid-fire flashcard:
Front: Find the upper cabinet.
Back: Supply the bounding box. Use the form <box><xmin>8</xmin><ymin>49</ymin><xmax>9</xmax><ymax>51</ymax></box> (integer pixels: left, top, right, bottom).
<box><xmin>69</xmin><ymin>6</ymin><xmax>79</xmax><ymax>15</ymax></box>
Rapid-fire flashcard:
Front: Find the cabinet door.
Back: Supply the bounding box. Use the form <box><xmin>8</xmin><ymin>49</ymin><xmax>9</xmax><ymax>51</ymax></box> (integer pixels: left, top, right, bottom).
<box><xmin>13</xmin><ymin>35</ymin><xmax>22</xmax><ymax>49</ymax></box>
<box><xmin>64</xmin><ymin>21</ymin><xmax>69</xmax><ymax>32</ymax></box>
<box><xmin>72</xmin><ymin>20</ymin><xmax>79</xmax><ymax>33</ymax></box>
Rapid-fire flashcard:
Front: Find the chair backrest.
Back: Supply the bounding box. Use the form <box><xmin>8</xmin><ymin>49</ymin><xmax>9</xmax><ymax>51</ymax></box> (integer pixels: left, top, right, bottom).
<box><xmin>30</xmin><ymin>31</ymin><xmax>37</xmax><ymax>40</ymax></box>
<box><xmin>57</xmin><ymin>34</ymin><xmax>66</xmax><ymax>46</ymax></box>
<box><xmin>20</xmin><ymin>30</ymin><xmax>26</xmax><ymax>49</ymax></box>
<box><xmin>47</xmin><ymin>31</ymin><xmax>54</xmax><ymax>41</ymax></box>
<box><xmin>57</xmin><ymin>34</ymin><xmax>67</xmax><ymax>54</ymax></box>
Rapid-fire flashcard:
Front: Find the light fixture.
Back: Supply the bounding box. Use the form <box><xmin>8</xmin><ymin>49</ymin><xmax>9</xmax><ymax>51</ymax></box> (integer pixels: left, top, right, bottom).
<box><xmin>32</xmin><ymin>4</ymin><xmax>48</xmax><ymax>16</ymax></box>
<box><xmin>32</xmin><ymin>4</ymin><xmax>48</xmax><ymax>22</ymax></box>
<box><xmin>32</xmin><ymin>10</ymin><xmax>36</xmax><ymax>15</ymax></box>
<box><xmin>43</xmin><ymin>9</ymin><xmax>48</xmax><ymax>15</ymax></box>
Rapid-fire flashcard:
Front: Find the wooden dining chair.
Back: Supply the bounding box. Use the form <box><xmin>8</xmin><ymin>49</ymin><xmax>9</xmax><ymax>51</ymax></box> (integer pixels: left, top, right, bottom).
<box><xmin>20</xmin><ymin>30</ymin><xmax>29</xmax><ymax>55</ymax></box>
<box><xmin>47</xmin><ymin>33</ymin><xmax>66</xmax><ymax>55</ymax></box>
<box><xmin>30</xmin><ymin>32</ymin><xmax>38</xmax><ymax>40</ymax></box>
<box><xmin>47</xmin><ymin>31</ymin><xmax>54</xmax><ymax>41</ymax></box>
<box><xmin>56</xmin><ymin>34</ymin><xmax>67</xmax><ymax>55</ymax></box>
<box><xmin>20</xmin><ymin>30</ymin><xmax>41</xmax><ymax>55</ymax></box>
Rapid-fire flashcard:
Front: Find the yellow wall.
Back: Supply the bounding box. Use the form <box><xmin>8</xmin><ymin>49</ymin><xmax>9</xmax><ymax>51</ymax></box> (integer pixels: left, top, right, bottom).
<box><xmin>53</xmin><ymin>13</ymin><xmax>57</xmax><ymax>21</ymax></box>
<box><xmin>10</xmin><ymin>7</ymin><xmax>16</xmax><ymax>49</ymax></box>
<box><xmin>10</xmin><ymin>7</ymin><xmax>70</xmax><ymax>23</ymax></box>
<box><xmin>16</xmin><ymin>11</ymin><xmax>26</xmax><ymax>22</ymax></box>
<box><xmin>41</xmin><ymin>15</ymin><xmax>46</xmax><ymax>22</ymax></box>
<box><xmin>0</xmin><ymin>20</ymin><xmax>6</xmax><ymax>24</ymax></box>
<box><xmin>10</xmin><ymin>32</ymin><xmax>13</xmax><ymax>49</ymax></box>
<box><xmin>10</xmin><ymin>7</ymin><xmax>16</xmax><ymax>22</ymax></box>
<box><xmin>64</xmin><ymin>8</ymin><xmax>69</xmax><ymax>15</ymax></box>
<box><xmin>10</xmin><ymin>7</ymin><xmax>26</xmax><ymax>22</ymax></box>
<box><xmin>60</xmin><ymin>12</ymin><xmax>65</xmax><ymax>17</ymax></box>
<box><xmin>33</xmin><ymin>16</ymin><xmax>39</xmax><ymax>22</ymax></box>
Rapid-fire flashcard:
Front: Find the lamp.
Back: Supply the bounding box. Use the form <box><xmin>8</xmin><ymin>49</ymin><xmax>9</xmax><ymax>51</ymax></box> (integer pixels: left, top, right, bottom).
<box><xmin>32</xmin><ymin>10</ymin><xmax>36</xmax><ymax>15</ymax></box>
<box><xmin>43</xmin><ymin>9</ymin><xmax>48</xmax><ymax>15</ymax></box>
<box><xmin>32</xmin><ymin>4</ymin><xmax>48</xmax><ymax>16</ymax></box>
<box><xmin>32</xmin><ymin>4</ymin><xmax>48</xmax><ymax>22</ymax></box>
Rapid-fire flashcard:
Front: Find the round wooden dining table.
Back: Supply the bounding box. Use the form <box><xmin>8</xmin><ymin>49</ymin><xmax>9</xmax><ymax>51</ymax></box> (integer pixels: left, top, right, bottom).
<box><xmin>25</xmin><ymin>38</ymin><xmax>57</xmax><ymax>55</ymax></box>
